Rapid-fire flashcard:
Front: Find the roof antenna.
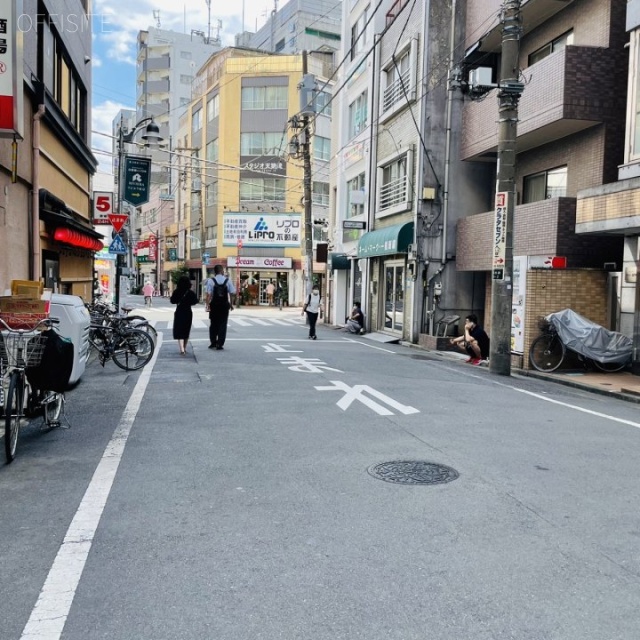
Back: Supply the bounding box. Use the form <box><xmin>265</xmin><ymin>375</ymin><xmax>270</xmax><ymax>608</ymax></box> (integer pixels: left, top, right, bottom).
<box><xmin>153</xmin><ymin>9</ymin><xmax>161</xmax><ymax>28</ymax></box>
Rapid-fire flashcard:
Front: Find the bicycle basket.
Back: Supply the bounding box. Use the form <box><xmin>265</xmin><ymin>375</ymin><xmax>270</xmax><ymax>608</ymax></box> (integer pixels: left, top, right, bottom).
<box><xmin>0</xmin><ymin>332</ymin><xmax>48</xmax><ymax>368</ymax></box>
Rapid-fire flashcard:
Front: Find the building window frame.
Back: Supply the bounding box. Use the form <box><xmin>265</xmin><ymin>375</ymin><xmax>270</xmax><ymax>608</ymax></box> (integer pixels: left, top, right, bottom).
<box><xmin>626</xmin><ymin>29</ymin><xmax>640</xmax><ymax>163</ymax></box>
<box><xmin>348</xmin><ymin>91</ymin><xmax>368</xmax><ymax>139</ymax></box>
<box><xmin>240</xmin><ymin>178</ymin><xmax>286</xmax><ymax>202</ymax></box>
<box><xmin>522</xmin><ymin>165</ymin><xmax>568</xmax><ymax>203</ymax></box>
<box><xmin>377</xmin><ymin>147</ymin><xmax>413</xmax><ymax>216</ymax></box>
<box><xmin>207</xmin><ymin>94</ymin><xmax>219</xmax><ymax>121</ymax></box>
<box><xmin>527</xmin><ymin>30</ymin><xmax>574</xmax><ymax>66</ymax></box>
<box><xmin>312</xmin><ymin>181</ymin><xmax>330</xmax><ymax>206</ymax></box>
<box><xmin>241</xmin><ymin>86</ymin><xmax>288</xmax><ymax>110</ymax></box>
<box><xmin>350</xmin><ymin>5</ymin><xmax>370</xmax><ymax>61</ymax></box>
<box><xmin>313</xmin><ymin>136</ymin><xmax>331</xmax><ymax>162</ymax></box>
<box><xmin>192</xmin><ymin>108</ymin><xmax>202</xmax><ymax>134</ymax></box>
<box><xmin>380</xmin><ymin>38</ymin><xmax>418</xmax><ymax>122</ymax></box>
<box><xmin>346</xmin><ymin>172</ymin><xmax>366</xmax><ymax>219</ymax></box>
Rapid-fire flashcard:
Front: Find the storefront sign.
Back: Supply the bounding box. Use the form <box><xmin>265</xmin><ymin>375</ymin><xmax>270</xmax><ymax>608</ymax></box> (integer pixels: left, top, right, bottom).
<box><xmin>148</xmin><ymin>234</ymin><xmax>157</xmax><ymax>261</ymax></box>
<box><xmin>93</xmin><ymin>191</ymin><xmax>114</xmax><ymax>225</ymax></box>
<box><xmin>223</xmin><ymin>213</ymin><xmax>302</xmax><ymax>248</ymax></box>
<box><xmin>123</xmin><ymin>156</ymin><xmax>151</xmax><ymax>206</ymax></box>
<box><xmin>227</xmin><ymin>256</ymin><xmax>292</xmax><ymax>269</ymax></box>
<box><xmin>343</xmin><ymin>220</ymin><xmax>366</xmax><ymax>230</ymax></box>
<box><xmin>240</xmin><ymin>156</ymin><xmax>286</xmax><ymax>176</ymax></box>
<box><xmin>0</xmin><ymin>0</ymin><xmax>23</xmax><ymax>138</ymax></box>
<box><xmin>492</xmin><ymin>192</ymin><xmax>508</xmax><ymax>280</ymax></box>
<box><xmin>344</xmin><ymin>141</ymin><xmax>364</xmax><ymax>167</ymax></box>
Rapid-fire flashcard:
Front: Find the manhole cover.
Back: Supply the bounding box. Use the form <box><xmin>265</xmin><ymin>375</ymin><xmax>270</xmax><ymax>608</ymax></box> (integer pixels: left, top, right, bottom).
<box><xmin>367</xmin><ymin>461</ymin><xmax>459</xmax><ymax>485</ymax></box>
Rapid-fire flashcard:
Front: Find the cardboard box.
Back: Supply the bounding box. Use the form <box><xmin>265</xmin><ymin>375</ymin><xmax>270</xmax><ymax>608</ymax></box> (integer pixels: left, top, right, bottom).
<box><xmin>0</xmin><ymin>297</ymin><xmax>49</xmax><ymax>329</ymax></box>
<box><xmin>10</xmin><ymin>280</ymin><xmax>43</xmax><ymax>298</ymax></box>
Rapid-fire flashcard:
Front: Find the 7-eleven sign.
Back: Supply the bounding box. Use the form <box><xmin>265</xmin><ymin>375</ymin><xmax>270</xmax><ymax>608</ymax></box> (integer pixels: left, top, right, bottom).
<box><xmin>108</xmin><ymin>214</ymin><xmax>128</xmax><ymax>234</ymax></box>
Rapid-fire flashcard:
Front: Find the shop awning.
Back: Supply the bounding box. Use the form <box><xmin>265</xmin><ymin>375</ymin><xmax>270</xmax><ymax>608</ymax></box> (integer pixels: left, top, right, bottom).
<box><xmin>357</xmin><ymin>222</ymin><xmax>414</xmax><ymax>258</ymax></box>
<box><xmin>329</xmin><ymin>252</ymin><xmax>351</xmax><ymax>270</ymax></box>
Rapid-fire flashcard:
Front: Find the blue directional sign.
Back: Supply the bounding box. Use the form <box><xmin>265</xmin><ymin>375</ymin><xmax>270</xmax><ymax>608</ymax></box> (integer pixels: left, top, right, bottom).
<box><xmin>109</xmin><ymin>233</ymin><xmax>128</xmax><ymax>255</ymax></box>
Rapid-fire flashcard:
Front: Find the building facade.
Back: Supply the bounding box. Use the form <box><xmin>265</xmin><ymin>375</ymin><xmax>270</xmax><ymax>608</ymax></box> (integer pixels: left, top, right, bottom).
<box><xmin>459</xmin><ymin>0</ymin><xmax>627</xmax><ymax>366</ymax></box>
<box><xmin>0</xmin><ymin>0</ymin><xmax>99</xmax><ymax>298</ymax></box>
<box><xmin>178</xmin><ymin>48</ymin><xmax>331</xmax><ymax>304</ymax></box>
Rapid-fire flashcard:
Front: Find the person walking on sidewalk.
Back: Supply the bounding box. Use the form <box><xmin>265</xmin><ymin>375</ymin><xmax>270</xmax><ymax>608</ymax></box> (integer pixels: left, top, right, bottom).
<box><xmin>142</xmin><ymin>281</ymin><xmax>154</xmax><ymax>308</ymax></box>
<box><xmin>205</xmin><ymin>265</ymin><xmax>236</xmax><ymax>350</ymax></box>
<box><xmin>449</xmin><ymin>314</ymin><xmax>490</xmax><ymax>364</ymax></box>
<box><xmin>170</xmin><ymin>275</ymin><xmax>198</xmax><ymax>355</ymax></box>
<box><xmin>302</xmin><ymin>285</ymin><xmax>323</xmax><ymax>340</ymax></box>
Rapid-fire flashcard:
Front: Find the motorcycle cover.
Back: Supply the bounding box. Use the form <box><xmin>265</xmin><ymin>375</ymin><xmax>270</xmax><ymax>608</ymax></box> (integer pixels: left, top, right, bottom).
<box><xmin>546</xmin><ymin>309</ymin><xmax>632</xmax><ymax>364</ymax></box>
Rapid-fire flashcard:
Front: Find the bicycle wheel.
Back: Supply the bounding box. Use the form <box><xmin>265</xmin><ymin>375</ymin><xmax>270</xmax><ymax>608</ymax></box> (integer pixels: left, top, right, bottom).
<box><xmin>87</xmin><ymin>328</ymin><xmax>107</xmax><ymax>366</ymax></box>
<box><xmin>592</xmin><ymin>358</ymin><xmax>629</xmax><ymax>373</ymax></box>
<box><xmin>5</xmin><ymin>372</ymin><xmax>24</xmax><ymax>463</ymax></box>
<box><xmin>125</xmin><ymin>317</ymin><xmax>158</xmax><ymax>341</ymax></box>
<box><xmin>112</xmin><ymin>329</ymin><xmax>154</xmax><ymax>371</ymax></box>
<box><xmin>529</xmin><ymin>334</ymin><xmax>565</xmax><ymax>372</ymax></box>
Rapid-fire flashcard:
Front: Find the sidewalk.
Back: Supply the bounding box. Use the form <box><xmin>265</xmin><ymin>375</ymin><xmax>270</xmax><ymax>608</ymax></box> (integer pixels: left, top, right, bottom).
<box><xmin>395</xmin><ymin>339</ymin><xmax>640</xmax><ymax>404</ymax></box>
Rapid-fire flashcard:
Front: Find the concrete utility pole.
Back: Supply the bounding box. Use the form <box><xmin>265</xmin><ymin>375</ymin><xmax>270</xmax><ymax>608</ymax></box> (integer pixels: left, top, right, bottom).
<box><xmin>300</xmin><ymin>51</ymin><xmax>315</xmax><ymax>297</ymax></box>
<box><xmin>489</xmin><ymin>0</ymin><xmax>523</xmax><ymax>376</ymax></box>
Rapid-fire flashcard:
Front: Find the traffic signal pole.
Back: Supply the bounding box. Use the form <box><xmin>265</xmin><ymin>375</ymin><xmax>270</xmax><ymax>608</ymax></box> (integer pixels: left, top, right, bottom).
<box><xmin>489</xmin><ymin>0</ymin><xmax>523</xmax><ymax>375</ymax></box>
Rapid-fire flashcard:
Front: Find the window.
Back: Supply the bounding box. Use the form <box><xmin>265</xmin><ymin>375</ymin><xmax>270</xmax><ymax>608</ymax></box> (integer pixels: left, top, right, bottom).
<box><xmin>305</xmin><ymin>28</ymin><xmax>341</xmax><ymax>41</ymax></box>
<box><xmin>627</xmin><ymin>30</ymin><xmax>640</xmax><ymax>161</ymax></box>
<box><xmin>314</xmin><ymin>136</ymin><xmax>331</xmax><ymax>161</ymax></box>
<box><xmin>240</xmin><ymin>132</ymin><xmax>286</xmax><ymax>156</ymax></box>
<box><xmin>241</xmin><ymin>86</ymin><xmax>288</xmax><ymax>110</ymax></box>
<box><xmin>381</xmin><ymin>40</ymin><xmax>417</xmax><ymax>118</ymax></box>
<box><xmin>38</xmin><ymin>16</ymin><xmax>86</xmax><ymax>136</ymax></box>
<box><xmin>378</xmin><ymin>149</ymin><xmax>412</xmax><ymax>214</ymax></box>
<box><xmin>207</xmin><ymin>94</ymin><xmax>219</xmax><ymax>121</ymax></box>
<box><xmin>528</xmin><ymin>30</ymin><xmax>574</xmax><ymax>66</ymax></box>
<box><xmin>275</xmin><ymin>38</ymin><xmax>285</xmax><ymax>52</ymax></box>
<box><xmin>350</xmin><ymin>6</ymin><xmax>369</xmax><ymax>61</ymax></box>
<box><xmin>180</xmin><ymin>97</ymin><xmax>191</xmax><ymax>107</ymax></box>
<box><xmin>240</xmin><ymin>178</ymin><xmax>286</xmax><ymax>201</ymax></box>
<box><xmin>312</xmin><ymin>182</ymin><xmax>330</xmax><ymax>206</ymax></box>
<box><xmin>523</xmin><ymin>166</ymin><xmax>567</xmax><ymax>203</ymax></box>
<box><xmin>180</xmin><ymin>51</ymin><xmax>192</xmax><ymax>60</ymax></box>
<box><xmin>192</xmin><ymin>108</ymin><xmax>202</xmax><ymax>133</ymax></box>
<box><xmin>316</xmin><ymin>91</ymin><xmax>332</xmax><ymax>117</ymax></box>
<box><xmin>347</xmin><ymin>173</ymin><xmax>366</xmax><ymax>218</ymax></box>
<box><xmin>180</xmin><ymin>74</ymin><xmax>193</xmax><ymax>85</ymax></box>
<box><xmin>206</xmin><ymin>138</ymin><xmax>219</xmax><ymax>163</ymax></box>
<box><xmin>348</xmin><ymin>91</ymin><xmax>368</xmax><ymax>138</ymax></box>
<box><xmin>206</xmin><ymin>182</ymin><xmax>218</xmax><ymax>206</ymax></box>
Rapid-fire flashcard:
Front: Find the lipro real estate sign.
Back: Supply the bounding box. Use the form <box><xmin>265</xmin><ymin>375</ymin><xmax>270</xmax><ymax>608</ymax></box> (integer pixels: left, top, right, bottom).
<box><xmin>0</xmin><ymin>0</ymin><xmax>24</xmax><ymax>138</ymax></box>
<box><xmin>223</xmin><ymin>213</ymin><xmax>302</xmax><ymax>248</ymax></box>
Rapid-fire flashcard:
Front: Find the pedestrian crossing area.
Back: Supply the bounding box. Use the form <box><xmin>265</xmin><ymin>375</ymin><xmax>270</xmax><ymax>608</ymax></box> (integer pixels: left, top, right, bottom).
<box><xmin>149</xmin><ymin>316</ymin><xmax>306</xmax><ymax>330</ymax></box>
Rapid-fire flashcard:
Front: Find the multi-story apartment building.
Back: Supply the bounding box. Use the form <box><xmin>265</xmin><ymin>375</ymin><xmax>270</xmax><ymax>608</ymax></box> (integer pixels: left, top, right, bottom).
<box><xmin>245</xmin><ymin>0</ymin><xmax>342</xmax><ymax>56</ymax></box>
<box><xmin>459</xmin><ymin>0</ymin><xmax>626</xmax><ymax>367</ymax></box>
<box><xmin>178</xmin><ymin>48</ymin><xmax>331</xmax><ymax>304</ymax></box>
<box><xmin>0</xmin><ymin>0</ymin><xmax>99</xmax><ymax>297</ymax></box>
<box><xmin>329</xmin><ymin>0</ymin><xmax>475</xmax><ymax>342</ymax></box>
<box><xmin>576</xmin><ymin>0</ymin><xmax>640</xmax><ymax>374</ymax></box>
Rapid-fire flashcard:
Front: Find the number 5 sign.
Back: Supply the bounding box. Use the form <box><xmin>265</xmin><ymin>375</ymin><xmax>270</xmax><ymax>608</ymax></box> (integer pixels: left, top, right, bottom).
<box><xmin>92</xmin><ymin>191</ymin><xmax>114</xmax><ymax>225</ymax></box>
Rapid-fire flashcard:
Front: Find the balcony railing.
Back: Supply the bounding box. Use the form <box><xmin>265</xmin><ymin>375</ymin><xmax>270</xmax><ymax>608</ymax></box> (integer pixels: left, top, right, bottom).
<box><xmin>379</xmin><ymin>175</ymin><xmax>407</xmax><ymax>210</ymax></box>
<box><xmin>382</xmin><ymin>68</ymin><xmax>410</xmax><ymax>113</ymax></box>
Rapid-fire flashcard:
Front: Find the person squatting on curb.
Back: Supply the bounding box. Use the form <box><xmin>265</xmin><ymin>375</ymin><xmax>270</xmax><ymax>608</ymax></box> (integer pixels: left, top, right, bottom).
<box><xmin>449</xmin><ymin>314</ymin><xmax>490</xmax><ymax>365</ymax></box>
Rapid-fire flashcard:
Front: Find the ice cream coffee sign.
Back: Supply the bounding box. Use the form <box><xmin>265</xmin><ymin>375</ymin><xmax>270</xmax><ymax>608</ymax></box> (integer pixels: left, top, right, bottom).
<box><xmin>0</xmin><ymin>0</ymin><xmax>24</xmax><ymax>138</ymax></box>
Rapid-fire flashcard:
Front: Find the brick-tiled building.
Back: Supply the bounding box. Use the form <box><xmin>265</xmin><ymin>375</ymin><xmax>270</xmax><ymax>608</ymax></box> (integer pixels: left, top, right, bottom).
<box><xmin>458</xmin><ymin>0</ymin><xmax>627</xmax><ymax>366</ymax></box>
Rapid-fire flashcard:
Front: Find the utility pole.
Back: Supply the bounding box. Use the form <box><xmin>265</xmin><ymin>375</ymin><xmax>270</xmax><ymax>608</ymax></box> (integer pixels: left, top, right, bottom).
<box><xmin>489</xmin><ymin>0</ymin><xmax>523</xmax><ymax>376</ymax></box>
<box><xmin>299</xmin><ymin>51</ymin><xmax>315</xmax><ymax>297</ymax></box>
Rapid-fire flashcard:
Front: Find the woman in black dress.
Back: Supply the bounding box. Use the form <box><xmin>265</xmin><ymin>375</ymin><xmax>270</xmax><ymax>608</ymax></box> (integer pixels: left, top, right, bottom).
<box><xmin>170</xmin><ymin>275</ymin><xmax>198</xmax><ymax>355</ymax></box>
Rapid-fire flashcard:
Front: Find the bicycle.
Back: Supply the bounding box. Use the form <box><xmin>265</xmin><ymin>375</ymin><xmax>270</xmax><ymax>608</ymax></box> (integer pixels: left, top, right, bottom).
<box><xmin>86</xmin><ymin>300</ymin><xmax>157</xmax><ymax>341</ymax></box>
<box><xmin>0</xmin><ymin>317</ymin><xmax>66</xmax><ymax>464</ymax></box>
<box><xmin>88</xmin><ymin>323</ymin><xmax>155</xmax><ymax>371</ymax></box>
<box><xmin>529</xmin><ymin>314</ymin><xmax>630</xmax><ymax>373</ymax></box>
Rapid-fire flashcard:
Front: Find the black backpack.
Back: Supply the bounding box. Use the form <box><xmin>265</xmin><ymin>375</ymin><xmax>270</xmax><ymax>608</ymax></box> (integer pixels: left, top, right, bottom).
<box><xmin>210</xmin><ymin>277</ymin><xmax>229</xmax><ymax>307</ymax></box>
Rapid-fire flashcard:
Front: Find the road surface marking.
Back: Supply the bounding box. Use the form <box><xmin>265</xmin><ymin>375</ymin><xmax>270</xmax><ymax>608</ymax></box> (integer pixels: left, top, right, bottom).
<box><xmin>315</xmin><ymin>380</ymin><xmax>419</xmax><ymax>415</ymax></box>
<box><xmin>20</xmin><ymin>334</ymin><xmax>164</xmax><ymax>640</ymax></box>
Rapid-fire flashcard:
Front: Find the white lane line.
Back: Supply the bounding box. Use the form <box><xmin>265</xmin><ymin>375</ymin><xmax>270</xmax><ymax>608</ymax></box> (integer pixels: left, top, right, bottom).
<box><xmin>166</xmin><ymin>319</ymin><xmax>173</xmax><ymax>330</ymax></box>
<box><xmin>249</xmin><ymin>318</ymin><xmax>271</xmax><ymax>326</ymax></box>
<box><xmin>229</xmin><ymin>317</ymin><xmax>252</xmax><ymax>326</ymax></box>
<box><xmin>268</xmin><ymin>319</ymin><xmax>292</xmax><ymax>326</ymax></box>
<box><xmin>343</xmin><ymin>338</ymin><xmax>397</xmax><ymax>353</ymax></box>
<box><xmin>512</xmin><ymin>387</ymin><xmax>640</xmax><ymax>429</ymax></box>
<box><xmin>192</xmin><ymin>319</ymin><xmax>208</xmax><ymax>329</ymax></box>
<box><xmin>20</xmin><ymin>334</ymin><xmax>164</xmax><ymax>640</ymax></box>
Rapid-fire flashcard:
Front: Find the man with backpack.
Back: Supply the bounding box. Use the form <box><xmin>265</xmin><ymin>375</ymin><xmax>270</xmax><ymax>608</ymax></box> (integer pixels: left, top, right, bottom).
<box><xmin>205</xmin><ymin>264</ymin><xmax>236</xmax><ymax>350</ymax></box>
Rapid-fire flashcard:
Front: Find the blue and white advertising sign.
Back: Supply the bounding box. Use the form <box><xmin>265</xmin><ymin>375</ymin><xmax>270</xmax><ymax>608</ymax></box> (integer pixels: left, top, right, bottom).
<box><xmin>223</xmin><ymin>213</ymin><xmax>302</xmax><ymax>247</ymax></box>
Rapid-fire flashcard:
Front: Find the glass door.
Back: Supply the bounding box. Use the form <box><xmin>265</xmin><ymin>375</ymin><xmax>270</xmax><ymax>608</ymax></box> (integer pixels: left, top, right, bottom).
<box><xmin>384</xmin><ymin>262</ymin><xmax>404</xmax><ymax>333</ymax></box>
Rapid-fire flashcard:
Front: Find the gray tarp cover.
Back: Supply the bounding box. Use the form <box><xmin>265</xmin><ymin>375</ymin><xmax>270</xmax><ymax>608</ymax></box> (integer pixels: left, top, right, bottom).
<box><xmin>546</xmin><ymin>309</ymin><xmax>632</xmax><ymax>364</ymax></box>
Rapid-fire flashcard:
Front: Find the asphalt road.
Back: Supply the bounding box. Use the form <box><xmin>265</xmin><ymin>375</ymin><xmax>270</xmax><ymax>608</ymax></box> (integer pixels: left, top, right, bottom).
<box><xmin>1</xmin><ymin>295</ymin><xmax>640</xmax><ymax>639</ymax></box>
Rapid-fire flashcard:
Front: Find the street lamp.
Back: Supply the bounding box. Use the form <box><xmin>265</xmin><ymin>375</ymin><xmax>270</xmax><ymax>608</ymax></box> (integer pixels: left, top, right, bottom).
<box><xmin>114</xmin><ymin>116</ymin><xmax>164</xmax><ymax>310</ymax></box>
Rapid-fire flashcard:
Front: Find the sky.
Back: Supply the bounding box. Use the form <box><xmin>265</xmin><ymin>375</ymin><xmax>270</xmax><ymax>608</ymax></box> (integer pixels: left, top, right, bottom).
<box><xmin>90</xmin><ymin>0</ymin><xmax>283</xmax><ymax>186</ymax></box>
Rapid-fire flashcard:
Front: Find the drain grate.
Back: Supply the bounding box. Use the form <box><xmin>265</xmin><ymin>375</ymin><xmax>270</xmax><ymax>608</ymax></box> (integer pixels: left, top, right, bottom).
<box><xmin>367</xmin><ymin>461</ymin><xmax>459</xmax><ymax>485</ymax></box>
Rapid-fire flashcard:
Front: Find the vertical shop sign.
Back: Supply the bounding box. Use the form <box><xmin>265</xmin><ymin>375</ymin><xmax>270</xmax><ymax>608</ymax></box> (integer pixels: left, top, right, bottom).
<box><xmin>0</xmin><ymin>0</ymin><xmax>24</xmax><ymax>138</ymax></box>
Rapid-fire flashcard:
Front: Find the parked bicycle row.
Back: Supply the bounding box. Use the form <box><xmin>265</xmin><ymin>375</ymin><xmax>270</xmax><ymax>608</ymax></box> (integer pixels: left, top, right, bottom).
<box><xmin>1</xmin><ymin>297</ymin><xmax>157</xmax><ymax>465</ymax></box>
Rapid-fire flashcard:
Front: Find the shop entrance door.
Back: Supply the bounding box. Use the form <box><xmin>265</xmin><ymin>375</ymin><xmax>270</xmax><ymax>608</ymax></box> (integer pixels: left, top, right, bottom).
<box><xmin>259</xmin><ymin>278</ymin><xmax>271</xmax><ymax>305</ymax></box>
<box><xmin>384</xmin><ymin>261</ymin><xmax>404</xmax><ymax>333</ymax></box>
